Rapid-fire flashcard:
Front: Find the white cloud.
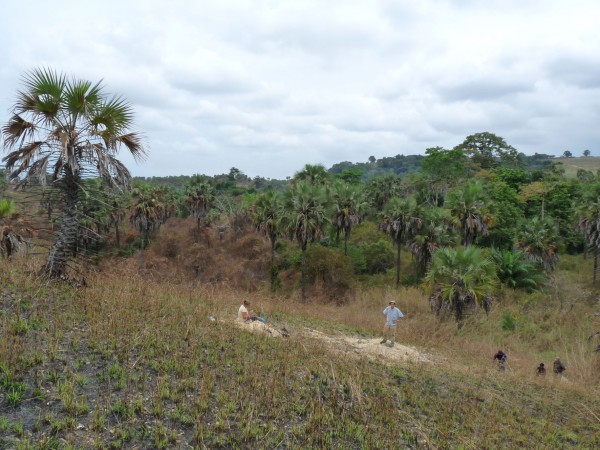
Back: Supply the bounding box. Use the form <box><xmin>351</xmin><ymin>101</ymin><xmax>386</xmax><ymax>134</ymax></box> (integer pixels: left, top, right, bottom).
<box><xmin>2</xmin><ymin>0</ymin><xmax>600</xmax><ymax>179</ymax></box>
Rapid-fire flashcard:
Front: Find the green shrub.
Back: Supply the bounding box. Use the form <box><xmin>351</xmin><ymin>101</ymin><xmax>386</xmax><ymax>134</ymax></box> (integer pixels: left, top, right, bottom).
<box><xmin>361</xmin><ymin>240</ymin><xmax>395</xmax><ymax>274</ymax></box>
<box><xmin>501</xmin><ymin>313</ymin><xmax>516</xmax><ymax>331</ymax></box>
<box><xmin>346</xmin><ymin>244</ymin><xmax>367</xmax><ymax>274</ymax></box>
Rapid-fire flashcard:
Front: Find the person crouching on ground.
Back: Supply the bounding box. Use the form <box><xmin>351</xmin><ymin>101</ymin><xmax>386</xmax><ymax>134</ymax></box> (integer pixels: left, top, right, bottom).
<box><xmin>238</xmin><ymin>300</ymin><xmax>257</xmax><ymax>322</ymax></box>
<box><xmin>380</xmin><ymin>300</ymin><xmax>404</xmax><ymax>347</ymax></box>
<box><xmin>493</xmin><ymin>350</ymin><xmax>508</xmax><ymax>371</ymax></box>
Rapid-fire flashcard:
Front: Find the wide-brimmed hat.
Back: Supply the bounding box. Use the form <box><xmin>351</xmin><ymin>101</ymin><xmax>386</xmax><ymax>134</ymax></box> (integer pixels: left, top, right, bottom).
<box><xmin>389</xmin><ymin>300</ymin><xmax>396</xmax><ymax>304</ymax></box>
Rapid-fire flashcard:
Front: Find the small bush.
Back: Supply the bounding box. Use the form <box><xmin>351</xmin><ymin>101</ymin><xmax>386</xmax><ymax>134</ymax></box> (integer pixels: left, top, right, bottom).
<box><xmin>304</xmin><ymin>244</ymin><xmax>355</xmax><ymax>302</ymax></box>
<box><xmin>501</xmin><ymin>313</ymin><xmax>516</xmax><ymax>331</ymax></box>
<box><xmin>361</xmin><ymin>241</ymin><xmax>395</xmax><ymax>274</ymax></box>
<box><xmin>346</xmin><ymin>244</ymin><xmax>367</xmax><ymax>274</ymax></box>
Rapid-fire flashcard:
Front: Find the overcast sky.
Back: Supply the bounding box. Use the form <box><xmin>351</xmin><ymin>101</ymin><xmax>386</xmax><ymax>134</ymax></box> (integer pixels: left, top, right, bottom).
<box><xmin>1</xmin><ymin>1</ymin><xmax>599</xmax><ymax>179</ymax></box>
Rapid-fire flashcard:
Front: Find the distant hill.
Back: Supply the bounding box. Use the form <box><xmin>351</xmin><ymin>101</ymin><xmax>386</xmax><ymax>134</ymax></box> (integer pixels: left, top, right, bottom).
<box><xmin>554</xmin><ymin>156</ymin><xmax>600</xmax><ymax>178</ymax></box>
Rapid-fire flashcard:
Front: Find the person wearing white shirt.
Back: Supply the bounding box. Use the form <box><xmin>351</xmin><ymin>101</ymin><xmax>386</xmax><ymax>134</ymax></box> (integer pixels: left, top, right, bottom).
<box><xmin>380</xmin><ymin>300</ymin><xmax>404</xmax><ymax>346</ymax></box>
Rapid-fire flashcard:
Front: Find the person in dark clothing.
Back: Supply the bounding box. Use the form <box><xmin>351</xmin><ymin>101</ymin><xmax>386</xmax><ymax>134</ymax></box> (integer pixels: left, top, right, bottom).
<box><xmin>493</xmin><ymin>350</ymin><xmax>508</xmax><ymax>371</ymax></box>
<box><xmin>553</xmin><ymin>357</ymin><xmax>566</xmax><ymax>376</ymax></box>
<box><xmin>536</xmin><ymin>362</ymin><xmax>546</xmax><ymax>376</ymax></box>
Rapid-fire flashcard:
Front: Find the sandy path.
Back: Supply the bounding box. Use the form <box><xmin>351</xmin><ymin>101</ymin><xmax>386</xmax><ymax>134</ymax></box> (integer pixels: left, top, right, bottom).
<box><xmin>232</xmin><ymin>319</ymin><xmax>432</xmax><ymax>365</ymax></box>
<box><xmin>301</xmin><ymin>327</ymin><xmax>432</xmax><ymax>364</ymax></box>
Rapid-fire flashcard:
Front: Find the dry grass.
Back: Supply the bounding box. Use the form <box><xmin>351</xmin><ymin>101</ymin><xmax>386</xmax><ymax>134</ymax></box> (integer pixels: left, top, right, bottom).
<box><xmin>1</xmin><ymin>239</ymin><xmax>600</xmax><ymax>447</ymax></box>
<box><xmin>555</xmin><ymin>156</ymin><xmax>600</xmax><ymax>178</ymax></box>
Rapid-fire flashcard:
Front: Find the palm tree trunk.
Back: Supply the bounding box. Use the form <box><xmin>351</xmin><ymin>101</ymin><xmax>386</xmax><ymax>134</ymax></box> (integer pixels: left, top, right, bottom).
<box><xmin>541</xmin><ymin>196</ymin><xmax>545</xmax><ymax>220</ymax></box>
<box><xmin>270</xmin><ymin>237</ymin><xmax>276</xmax><ymax>267</ymax></box>
<box><xmin>140</xmin><ymin>231</ymin><xmax>146</xmax><ymax>270</ymax></box>
<box><xmin>41</xmin><ymin>176</ymin><xmax>79</xmax><ymax>278</ymax></box>
<box><xmin>594</xmin><ymin>250</ymin><xmax>598</xmax><ymax>285</ymax></box>
<box><xmin>395</xmin><ymin>240</ymin><xmax>401</xmax><ymax>288</ymax></box>
<box><xmin>344</xmin><ymin>230</ymin><xmax>349</xmax><ymax>256</ymax></box>
<box><xmin>115</xmin><ymin>222</ymin><xmax>121</xmax><ymax>248</ymax></box>
<box><xmin>455</xmin><ymin>294</ymin><xmax>464</xmax><ymax>329</ymax></box>
<box><xmin>301</xmin><ymin>244</ymin><xmax>307</xmax><ymax>302</ymax></box>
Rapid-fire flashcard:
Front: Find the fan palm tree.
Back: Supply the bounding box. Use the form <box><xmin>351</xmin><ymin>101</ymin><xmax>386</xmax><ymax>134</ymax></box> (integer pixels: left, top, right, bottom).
<box><xmin>366</xmin><ymin>174</ymin><xmax>401</xmax><ymax>212</ymax></box>
<box><xmin>184</xmin><ymin>175</ymin><xmax>215</xmax><ymax>239</ymax></box>
<box><xmin>76</xmin><ymin>178</ymin><xmax>110</xmax><ymax>257</ymax></box>
<box><xmin>576</xmin><ymin>196</ymin><xmax>600</xmax><ymax>283</ymax></box>
<box><xmin>446</xmin><ymin>182</ymin><xmax>492</xmax><ymax>247</ymax></box>
<box><xmin>254</xmin><ymin>190</ymin><xmax>283</xmax><ymax>290</ymax></box>
<box><xmin>426</xmin><ymin>247</ymin><xmax>498</xmax><ymax>328</ymax></box>
<box><xmin>281</xmin><ymin>181</ymin><xmax>330</xmax><ymax>301</ymax></box>
<box><xmin>292</xmin><ymin>164</ymin><xmax>332</xmax><ymax>187</ymax></box>
<box><xmin>406</xmin><ymin>207</ymin><xmax>456</xmax><ymax>279</ymax></box>
<box><xmin>1</xmin><ymin>68</ymin><xmax>145</xmax><ymax>277</ymax></box>
<box><xmin>130</xmin><ymin>184</ymin><xmax>170</xmax><ymax>269</ymax></box>
<box><xmin>380</xmin><ymin>197</ymin><xmax>423</xmax><ymax>287</ymax></box>
<box><xmin>0</xmin><ymin>199</ymin><xmax>28</xmax><ymax>258</ymax></box>
<box><xmin>254</xmin><ymin>190</ymin><xmax>283</xmax><ymax>267</ymax></box>
<box><xmin>491</xmin><ymin>249</ymin><xmax>544</xmax><ymax>291</ymax></box>
<box><xmin>515</xmin><ymin>216</ymin><xmax>559</xmax><ymax>272</ymax></box>
<box><xmin>331</xmin><ymin>181</ymin><xmax>367</xmax><ymax>256</ymax></box>
<box><xmin>106</xmin><ymin>190</ymin><xmax>129</xmax><ymax>249</ymax></box>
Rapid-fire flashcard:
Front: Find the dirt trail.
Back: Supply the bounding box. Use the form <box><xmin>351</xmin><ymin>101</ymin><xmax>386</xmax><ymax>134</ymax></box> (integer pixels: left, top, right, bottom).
<box><xmin>301</xmin><ymin>327</ymin><xmax>432</xmax><ymax>365</ymax></box>
<box><xmin>233</xmin><ymin>319</ymin><xmax>432</xmax><ymax>365</ymax></box>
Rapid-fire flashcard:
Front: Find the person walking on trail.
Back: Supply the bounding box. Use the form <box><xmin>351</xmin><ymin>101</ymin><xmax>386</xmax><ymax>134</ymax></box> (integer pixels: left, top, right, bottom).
<box><xmin>493</xmin><ymin>350</ymin><xmax>508</xmax><ymax>371</ymax></box>
<box><xmin>380</xmin><ymin>300</ymin><xmax>404</xmax><ymax>347</ymax></box>
<box><xmin>553</xmin><ymin>357</ymin><xmax>566</xmax><ymax>376</ymax></box>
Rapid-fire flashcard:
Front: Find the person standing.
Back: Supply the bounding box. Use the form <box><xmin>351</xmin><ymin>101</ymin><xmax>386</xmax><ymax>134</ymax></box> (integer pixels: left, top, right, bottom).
<box><xmin>380</xmin><ymin>300</ymin><xmax>404</xmax><ymax>347</ymax></box>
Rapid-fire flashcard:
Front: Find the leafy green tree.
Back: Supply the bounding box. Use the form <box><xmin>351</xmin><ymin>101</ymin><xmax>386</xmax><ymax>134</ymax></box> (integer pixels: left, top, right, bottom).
<box><xmin>491</xmin><ymin>167</ymin><xmax>530</xmax><ymax>191</ymax></box>
<box><xmin>481</xmin><ymin>181</ymin><xmax>524</xmax><ymax>249</ymax></box>
<box><xmin>577</xmin><ymin>169</ymin><xmax>596</xmax><ymax>183</ymax></box>
<box><xmin>456</xmin><ymin>132</ymin><xmax>519</xmax><ymax>169</ymax></box>
<box><xmin>515</xmin><ymin>216</ymin><xmax>559</xmax><ymax>272</ymax></box>
<box><xmin>281</xmin><ymin>181</ymin><xmax>330</xmax><ymax>301</ymax></box>
<box><xmin>491</xmin><ymin>250</ymin><xmax>544</xmax><ymax>291</ymax></box>
<box><xmin>1</xmin><ymin>68</ymin><xmax>145</xmax><ymax>277</ymax></box>
<box><xmin>406</xmin><ymin>207</ymin><xmax>456</xmax><ymax>278</ymax></box>
<box><xmin>562</xmin><ymin>150</ymin><xmax>573</xmax><ymax>158</ymax></box>
<box><xmin>130</xmin><ymin>184</ymin><xmax>171</xmax><ymax>269</ymax></box>
<box><xmin>336</xmin><ymin>168</ymin><xmax>363</xmax><ymax>184</ymax></box>
<box><xmin>519</xmin><ymin>181</ymin><xmax>554</xmax><ymax>219</ymax></box>
<box><xmin>583</xmin><ymin>149</ymin><xmax>591</xmax><ymax>157</ymax></box>
<box><xmin>446</xmin><ymin>182</ymin><xmax>492</xmax><ymax>247</ymax></box>
<box><xmin>331</xmin><ymin>181</ymin><xmax>367</xmax><ymax>256</ymax></box>
<box><xmin>380</xmin><ymin>197</ymin><xmax>423</xmax><ymax>287</ymax></box>
<box><xmin>426</xmin><ymin>247</ymin><xmax>498</xmax><ymax>328</ymax></box>
<box><xmin>546</xmin><ymin>181</ymin><xmax>584</xmax><ymax>252</ymax></box>
<box><xmin>420</xmin><ymin>146</ymin><xmax>469</xmax><ymax>205</ymax></box>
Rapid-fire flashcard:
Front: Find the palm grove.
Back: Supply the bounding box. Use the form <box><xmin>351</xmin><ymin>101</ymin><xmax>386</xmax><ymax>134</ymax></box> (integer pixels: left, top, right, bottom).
<box><xmin>3</xmin><ymin>69</ymin><xmax>600</xmax><ymax>327</ymax></box>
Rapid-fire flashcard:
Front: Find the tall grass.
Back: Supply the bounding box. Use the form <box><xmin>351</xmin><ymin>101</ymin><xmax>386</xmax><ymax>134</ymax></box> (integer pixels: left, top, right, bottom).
<box><xmin>1</xmin><ymin>255</ymin><xmax>599</xmax><ymax>448</ymax></box>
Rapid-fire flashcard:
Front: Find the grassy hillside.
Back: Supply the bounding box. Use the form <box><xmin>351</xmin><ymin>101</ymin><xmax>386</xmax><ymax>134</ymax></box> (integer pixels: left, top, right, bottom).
<box><xmin>1</xmin><ymin>253</ymin><xmax>599</xmax><ymax>448</ymax></box>
<box><xmin>555</xmin><ymin>156</ymin><xmax>600</xmax><ymax>178</ymax></box>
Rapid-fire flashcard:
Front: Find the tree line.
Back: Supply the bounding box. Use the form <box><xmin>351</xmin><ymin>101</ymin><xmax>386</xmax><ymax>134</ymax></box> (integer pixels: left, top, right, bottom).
<box><xmin>3</xmin><ymin>68</ymin><xmax>600</xmax><ymax>328</ymax></box>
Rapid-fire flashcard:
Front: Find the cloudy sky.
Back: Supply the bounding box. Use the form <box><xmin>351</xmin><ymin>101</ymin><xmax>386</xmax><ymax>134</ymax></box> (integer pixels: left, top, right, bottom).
<box><xmin>1</xmin><ymin>0</ymin><xmax>599</xmax><ymax>179</ymax></box>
